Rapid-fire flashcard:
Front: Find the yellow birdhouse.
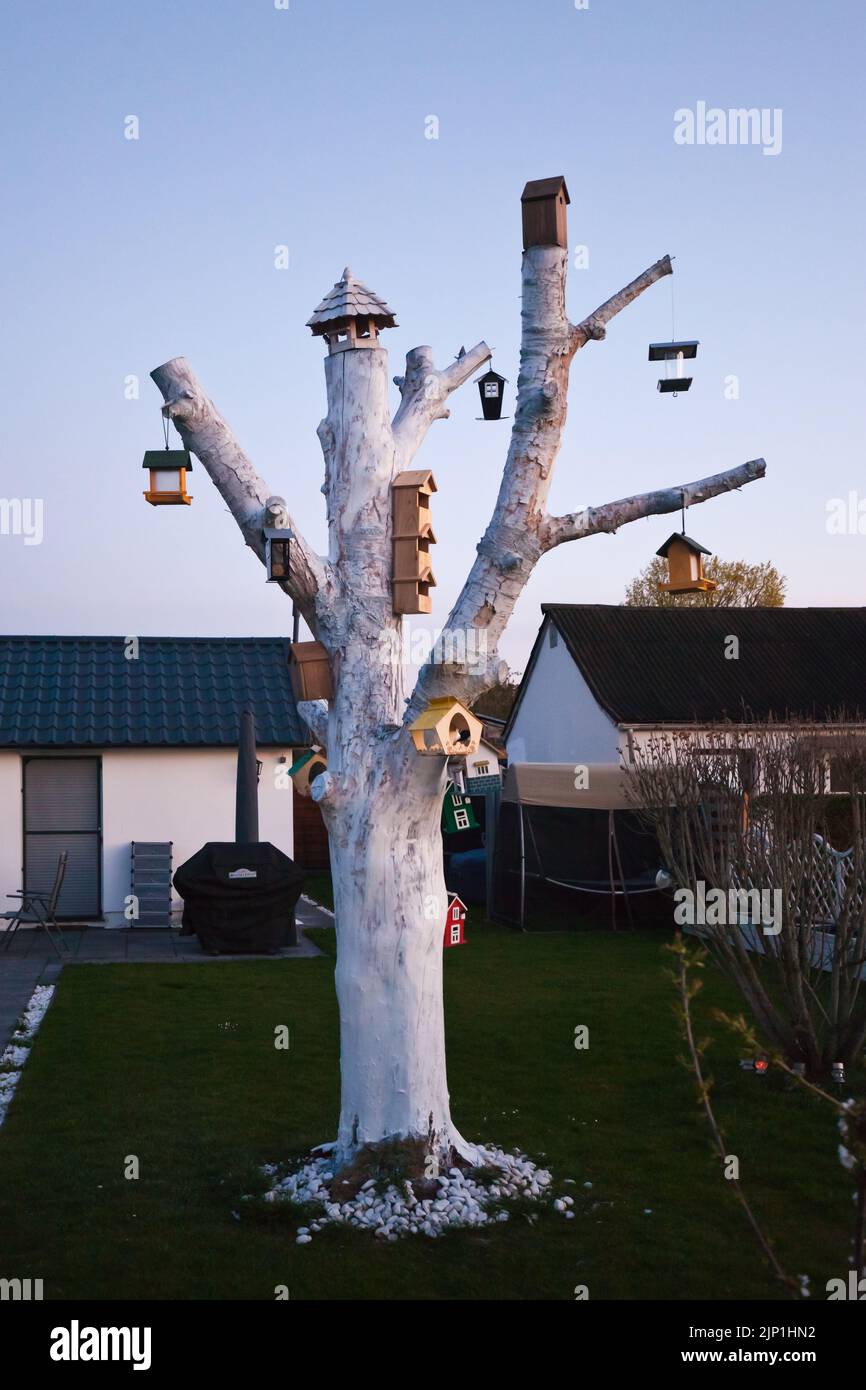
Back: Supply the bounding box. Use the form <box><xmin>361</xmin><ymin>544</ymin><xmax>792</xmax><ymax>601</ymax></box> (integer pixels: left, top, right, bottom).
<box><xmin>656</xmin><ymin>532</ymin><xmax>717</xmax><ymax>594</ymax></box>
<box><xmin>289</xmin><ymin>748</ymin><xmax>327</xmax><ymax>799</ymax></box>
<box><xmin>409</xmin><ymin>698</ymin><xmax>482</xmax><ymax>757</ymax></box>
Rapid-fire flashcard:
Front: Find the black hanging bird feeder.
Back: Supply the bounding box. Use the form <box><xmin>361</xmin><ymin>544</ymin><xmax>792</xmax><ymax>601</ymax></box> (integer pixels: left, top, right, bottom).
<box><xmin>262</xmin><ymin>528</ymin><xmax>293</xmax><ymax>584</ymax></box>
<box><xmin>476</xmin><ymin>367</ymin><xmax>508</xmax><ymax>421</ymax></box>
<box><xmin>649</xmin><ymin>340</ymin><xmax>699</xmax><ymax>395</ymax></box>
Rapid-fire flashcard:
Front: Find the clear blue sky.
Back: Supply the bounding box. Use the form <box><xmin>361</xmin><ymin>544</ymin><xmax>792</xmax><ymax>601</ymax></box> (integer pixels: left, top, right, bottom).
<box><xmin>3</xmin><ymin>0</ymin><xmax>864</xmax><ymax>672</ymax></box>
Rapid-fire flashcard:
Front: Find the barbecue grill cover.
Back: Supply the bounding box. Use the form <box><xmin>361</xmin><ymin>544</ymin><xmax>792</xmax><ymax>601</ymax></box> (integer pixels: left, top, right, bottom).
<box><xmin>173</xmin><ymin>842</ymin><xmax>305</xmax><ymax>953</ymax></box>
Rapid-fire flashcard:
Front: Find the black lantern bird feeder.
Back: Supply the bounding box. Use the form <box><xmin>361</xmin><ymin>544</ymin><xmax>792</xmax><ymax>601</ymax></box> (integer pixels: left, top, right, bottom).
<box><xmin>649</xmin><ymin>261</ymin><xmax>699</xmax><ymax>395</ymax></box>
<box><xmin>649</xmin><ymin>340</ymin><xmax>699</xmax><ymax>395</ymax></box>
<box><xmin>263</xmin><ymin>528</ymin><xmax>293</xmax><ymax>584</ymax></box>
<box><xmin>476</xmin><ymin>367</ymin><xmax>508</xmax><ymax>421</ymax></box>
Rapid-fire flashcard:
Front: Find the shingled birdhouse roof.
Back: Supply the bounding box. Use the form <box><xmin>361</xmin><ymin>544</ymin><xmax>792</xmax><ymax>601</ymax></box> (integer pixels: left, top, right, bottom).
<box><xmin>306</xmin><ymin>267</ymin><xmax>398</xmax><ymax>335</ymax></box>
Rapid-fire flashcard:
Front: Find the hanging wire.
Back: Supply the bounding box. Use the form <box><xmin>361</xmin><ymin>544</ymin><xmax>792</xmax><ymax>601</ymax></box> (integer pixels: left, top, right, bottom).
<box><xmin>671</xmin><ymin>269</ymin><xmax>676</xmax><ymax>342</ymax></box>
<box><xmin>162</xmin><ymin>411</ymin><xmax>170</xmax><ymax>451</ymax></box>
<box><xmin>681</xmin><ymin>489</ymin><xmax>686</xmax><ymax>533</ymax></box>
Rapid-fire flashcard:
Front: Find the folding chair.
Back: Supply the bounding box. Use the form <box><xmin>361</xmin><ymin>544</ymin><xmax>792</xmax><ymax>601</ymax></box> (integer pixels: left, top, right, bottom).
<box><xmin>1</xmin><ymin>851</ymin><xmax>71</xmax><ymax>959</ymax></box>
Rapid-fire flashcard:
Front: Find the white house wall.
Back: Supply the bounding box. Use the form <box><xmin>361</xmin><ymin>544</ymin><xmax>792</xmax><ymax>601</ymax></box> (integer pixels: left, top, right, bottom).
<box><xmin>0</xmin><ymin>753</ymin><xmax>22</xmax><ymax>917</ymax></box>
<box><xmin>0</xmin><ymin>747</ymin><xmax>295</xmax><ymax>927</ymax></box>
<box><xmin>507</xmin><ymin>620</ymin><xmax>620</xmax><ymax>764</ymax></box>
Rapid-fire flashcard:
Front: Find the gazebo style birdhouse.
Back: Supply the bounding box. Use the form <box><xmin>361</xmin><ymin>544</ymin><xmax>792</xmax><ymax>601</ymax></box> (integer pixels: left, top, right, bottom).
<box><xmin>392</xmin><ymin>470</ymin><xmax>437</xmax><ymax>614</ymax></box>
<box><xmin>263</xmin><ymin>528</ymin><xmax>293</xmax><ymax>584</ymax></box>
<box><xmin>656</xmin><ymin>532</ymin><xmax>717</xmax><ymax>594</ymax></box>
<box><xmin>142</xmin><ymin>449</ymin><xmax>193</xmax><ymax>506</ymax></box>
<box><xmin>649</xmin><ymin>340</ymin><xmax>699</xmax><ymax>395</ymax></box>
<box><xmin>476</xmin><ymin>368</ymin><xmax>507</xmax><ymax>421</ymax></box>
<box><xmin>306</xmin><ymin>267</ymin><xmax>397</xmax><ymax>354</ymax></box>
<box><xmin>409</xmin><ymin>698</ymin><xmax>482</xmax><ymax>757</ymax></box>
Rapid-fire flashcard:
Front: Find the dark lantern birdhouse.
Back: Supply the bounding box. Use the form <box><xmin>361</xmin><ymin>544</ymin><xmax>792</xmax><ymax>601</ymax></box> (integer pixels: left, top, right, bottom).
<box><xmin>476</xmin><ymin>368</ymin><xmax>507</xmax><ymax>421</ymax></box>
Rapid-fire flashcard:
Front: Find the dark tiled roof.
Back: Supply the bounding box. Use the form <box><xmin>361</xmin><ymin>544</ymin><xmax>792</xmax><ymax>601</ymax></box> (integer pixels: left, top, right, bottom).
<box><xmin>510</xmin><ymin>606</ymin><xmax>866</xmax><ymax>730</ymax></box>
<box><xmin>0</xmin><ymin>637</ymin><xmax>306</xmax><ymax>747</ymax></box>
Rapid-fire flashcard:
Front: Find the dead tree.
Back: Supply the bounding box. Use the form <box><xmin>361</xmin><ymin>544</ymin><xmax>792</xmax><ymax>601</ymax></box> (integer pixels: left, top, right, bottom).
<box><xmin>151</xmin><ymin>177</ymin><xmax>766</xmax><ymax>1176</ymax></box>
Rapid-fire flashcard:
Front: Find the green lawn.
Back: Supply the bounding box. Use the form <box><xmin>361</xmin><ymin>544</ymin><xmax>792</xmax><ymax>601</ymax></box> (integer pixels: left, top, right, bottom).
<box><xmin>301</xmin><ymin>873</ymin><xmax>333</xmax><ymax>912</ymax></box>
<box><xmin>0</xmin><ymin>924</ymin><xmax>855</xmax><ymax>1300</ymax></box>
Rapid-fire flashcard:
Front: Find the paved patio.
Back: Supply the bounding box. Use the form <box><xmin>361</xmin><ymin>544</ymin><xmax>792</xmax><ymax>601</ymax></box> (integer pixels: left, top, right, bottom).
<box><xmin>0</xmin><ymin>897</ymin><xmax>334</xmax><ymax>1048</ymax></box>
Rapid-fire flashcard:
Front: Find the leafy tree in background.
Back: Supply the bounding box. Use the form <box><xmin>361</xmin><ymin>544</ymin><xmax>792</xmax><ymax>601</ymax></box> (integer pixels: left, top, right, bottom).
<box><xmin>472</xmin><ymin>667</ymin><xmax>521</xmax><ymax>721</ymax></box>
<box><xmin>624</xmin><ymin>557</ymin><xmax>786</xmax><ymax>608</ymax></box>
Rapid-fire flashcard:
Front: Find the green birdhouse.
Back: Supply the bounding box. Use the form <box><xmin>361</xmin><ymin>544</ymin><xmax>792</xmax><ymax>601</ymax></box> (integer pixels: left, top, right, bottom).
<box><xmin>442</xmin><ymin>781</ymin><xmax>479</xmax><ymax>834</ymax></box>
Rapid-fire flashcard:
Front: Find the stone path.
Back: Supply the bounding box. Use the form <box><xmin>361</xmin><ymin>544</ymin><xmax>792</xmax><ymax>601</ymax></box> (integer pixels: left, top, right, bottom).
<box><xmin>0</xmin><ymin>897</ymin><xmax>335</xmax><ymax>1049</ymax></box>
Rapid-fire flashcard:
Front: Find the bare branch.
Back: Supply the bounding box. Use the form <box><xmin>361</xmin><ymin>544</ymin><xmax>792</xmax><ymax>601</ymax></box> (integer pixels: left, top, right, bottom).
<box><xmin>570</xmin><ymin>255</ymin><xmax>673</xmax><ymax>350</ymax></box>
<box><xmin>150</xmin><ymin>357</ymin><xmax>337</xmax><ymax>637</ymax></box>
<box><xmin>541</xmin><ymin>458</ymin><xmax>767</xmax><ymax>550</ymax></box>
<box><xmin>391</xmin><ymin>341</ymin><xmax>491</xmax><ymax>468</ymax></box>
<box><xmin>407</xmin><ymin>248</ymin><xmax>678</xmax><ymax>720</ymax></box>
<box><xmin>297</xmin><ymin>699</ymin><xmax>328</xmax><ymax>747</ymax></box>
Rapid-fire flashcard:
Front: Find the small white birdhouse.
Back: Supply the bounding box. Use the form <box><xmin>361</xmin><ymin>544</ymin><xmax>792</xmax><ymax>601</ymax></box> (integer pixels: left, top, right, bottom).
<box><xmin>409</xmin><ymin>698</ymin><xmax>482</xmax><ymax>757</ymax></box>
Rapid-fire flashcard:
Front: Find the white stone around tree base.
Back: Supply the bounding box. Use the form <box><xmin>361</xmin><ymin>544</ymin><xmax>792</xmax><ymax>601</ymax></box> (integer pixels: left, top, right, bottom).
<box><xmin>258</xmin><ymin>1145</ymin><xmax>577</xmax><ymax>1243</ymax></box>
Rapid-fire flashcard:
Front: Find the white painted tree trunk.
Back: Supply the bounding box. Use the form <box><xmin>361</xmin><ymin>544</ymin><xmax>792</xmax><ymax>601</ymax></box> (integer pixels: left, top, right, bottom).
<box><xmin>151</xmin><ymin>183</ymin><xmax>766</xmax><ymax>1177</ymax></box>
<box><xmin>323</xmin><ymin>762</ymin><xmax>474</xmax><ymax>1169</ymax></box>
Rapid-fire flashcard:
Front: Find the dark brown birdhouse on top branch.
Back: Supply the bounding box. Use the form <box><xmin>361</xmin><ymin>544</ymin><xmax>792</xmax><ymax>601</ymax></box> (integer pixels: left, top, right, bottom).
<box><xmin>521</xmin><ymin>176</ymin><xmax>570</xmax><ymax>249</ymax></box>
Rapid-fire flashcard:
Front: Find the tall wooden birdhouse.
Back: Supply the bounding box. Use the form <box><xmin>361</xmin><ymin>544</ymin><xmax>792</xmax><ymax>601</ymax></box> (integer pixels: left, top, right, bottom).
<box><xmin>306</xmin><ymin>267</ymin><xmax>398</xmax><ymax>353</ymax></box>
<box><xmin>288</xmin><ymin>641</ymin><xmax>334</xmax><ymax>702</ymax></box>
<box><xmin>444</xmin><ymin>893</ymin><xmax>467</xmax><ymax>948</ymax></box>
<box><xmin>409</xmin><ymin>698</ymin><xmax>482</xmax><ymax>757</ymax></box>
<box><xmin>521</xmin><ymin>176</ymin><xmax>570</xmax><ymax>250</ymax></box>
<box><xmin>392</xmin><ymin>470</ymin><xmax>437</xmax><ymax>615</ymax></box>
<box><xmin>142</xmin><ymin>449</ymin><xmax>193</xmax><ymax>506</ymax></box>
<box><xmin>656</xmin><ymin>533</ymin><xmax>717</xmax><ymax>594</ymax></box>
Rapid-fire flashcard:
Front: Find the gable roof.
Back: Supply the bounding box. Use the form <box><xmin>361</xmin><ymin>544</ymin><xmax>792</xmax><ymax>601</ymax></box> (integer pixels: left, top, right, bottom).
<box><xmin>521</xmin><ymin>176</ymin><xmax>570</xmax><ymax>204</ymax></box>
<box><xmin>655</xmin><ymin>532</ymin><xmax>711</xmax><ymax>558</ymax></box>
<box><xmin>505</xmin><ymin>606</ymin><xmax>866</xmax><ymax>734</ymax></box>
<box><xmin>0</xmin><ymin>637</ymin><xmax>307</xmax><ymax>748</ymax></box>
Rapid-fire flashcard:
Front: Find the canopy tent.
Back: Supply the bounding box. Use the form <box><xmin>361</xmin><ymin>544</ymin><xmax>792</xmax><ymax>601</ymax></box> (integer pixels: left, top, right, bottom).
<box><xmin>494</xmin><ymin>763</ymin><xmax>664</xmax><ymax>931</ymax></box>
<box><xmin>502</xmin><ymin>762</ymin><xmax>637</xmax><ymax>811</ymax></box>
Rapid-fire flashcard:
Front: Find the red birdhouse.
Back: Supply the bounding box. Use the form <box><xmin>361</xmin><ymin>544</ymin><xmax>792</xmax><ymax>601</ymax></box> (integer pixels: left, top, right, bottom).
<box><xmin>444</xmin><ymin>892</ymin><xmax>467</xmax><ymax>948</ymax></box>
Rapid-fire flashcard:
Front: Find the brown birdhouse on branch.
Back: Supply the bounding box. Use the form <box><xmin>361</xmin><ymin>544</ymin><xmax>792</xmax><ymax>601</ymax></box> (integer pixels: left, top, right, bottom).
<box><xmin>656</xmin><ymin>532</ymin><xmax>717</xmax><ymax>594</ymax></box>
<box><xmin>392</xmin><ymin>470</ymin><xmax>437</xmax><ymax>614</ymax></box>
<box><xmin>288</xmin><ymin>641</ymin><xmax>334</xmax><ymax>702</ymax></box>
